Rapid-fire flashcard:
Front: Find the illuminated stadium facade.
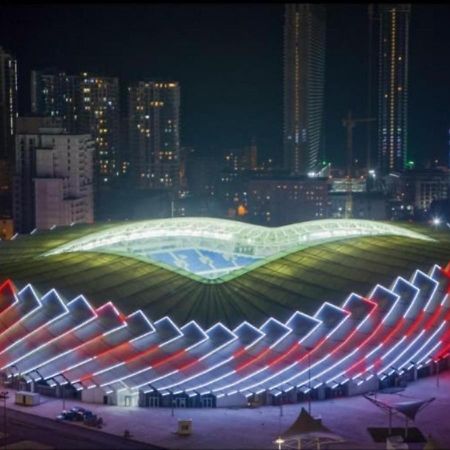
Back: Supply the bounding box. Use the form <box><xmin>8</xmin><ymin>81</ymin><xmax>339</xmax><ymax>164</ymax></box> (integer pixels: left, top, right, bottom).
<box><xmin>0</xmin><ymin>218</ymin><xmax>449</xmax><ymax>409</ymax></box>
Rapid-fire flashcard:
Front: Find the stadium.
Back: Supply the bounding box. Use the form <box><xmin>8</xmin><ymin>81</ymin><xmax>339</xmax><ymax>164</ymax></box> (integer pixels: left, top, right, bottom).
<box><xmin>0</xmin><ymin>217</ymin><xmax>449</xmax><ymax>409</ymax></box>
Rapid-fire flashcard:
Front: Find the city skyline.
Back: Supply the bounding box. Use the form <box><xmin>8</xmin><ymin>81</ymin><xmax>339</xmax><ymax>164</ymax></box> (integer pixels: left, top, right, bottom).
<box><xmin>1</xmin><ymin>4</ymin><xmax>450</xmax><ymax>440</ymax></box>
<box><xmin>0</xmin><ymin>4</ymin><xmax>449</xmax><ymax>168</ymax></box>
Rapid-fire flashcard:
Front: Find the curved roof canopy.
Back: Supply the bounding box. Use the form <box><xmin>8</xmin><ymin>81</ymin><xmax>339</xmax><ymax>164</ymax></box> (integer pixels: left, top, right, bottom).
<box><xmin>2</xmin><ymin>219</ymin><xmax>449</xmax><ymax>327</ymax></box>
<box><xmin>43</xmin><ymin>218</ymin><xmax>433</xmax><ymax>282</ymax></box>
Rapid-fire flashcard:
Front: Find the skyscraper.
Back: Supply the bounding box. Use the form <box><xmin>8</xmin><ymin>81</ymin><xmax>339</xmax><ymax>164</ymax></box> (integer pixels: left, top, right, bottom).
<box><xmin>283</xmin><ymin>4</ymin><xmax>326</xmax><ymax>175</ymax></box>
<box><xmin>79</xmin><ymin>73</ymin><xmax>120</xmax><ymax>185</ymax></box>
<box><xmin>128</xmin><ymin>81</ymin><xmax>180</xmax><ymax>189</ymax></box>
<box><xmin>31</xmin><ymin>68</ymin><xmax>82</xmax><ymax>133</ymax></box>
<box><xmin>0</xmin><ymin>46</ymin><xmax>17</xmax><ymax>162</ymax></box>
<box><xmin>377</xmin><ymin>4</ymin><xmax>411</xmax><ymax>175</ymax></box>
<box><xmin>0</xmin><ymin>46</ymin><xmax>18</xmax><ymax>224</ymax></box>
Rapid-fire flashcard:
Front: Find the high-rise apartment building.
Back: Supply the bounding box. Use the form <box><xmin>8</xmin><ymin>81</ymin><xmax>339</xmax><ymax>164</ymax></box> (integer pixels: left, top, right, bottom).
<box><xmin>128</xmin><ymin>81</ymin><xmax>180</xmax><ymax>189</ymax></box>
<box><xmin>31</xmin><ymin>70</ymin><xmax>120</xmax><ymax>187</ymax></box>
<box><xmin>79</xmin><ymin>73</ymin><xmax>120</xmax><ymax>185</ymax></box>
<box><xmin>13</xmin><ymin>117</ymin><xmax>94</xmax><ymax>232</ymax></box>
<box><xmin>31</xmin><ymin>68</ymin><xmax>82</xmax><ymax>133</ymax></box>
<box><xmin>283</xmin><ymin>4</ymin><xmax>326</xmax><ymax>175</ymax></box>
<box><xmin>377</xmin><ymin>4</ymin><xmax>411</xmax><ymax>174</ymax></box>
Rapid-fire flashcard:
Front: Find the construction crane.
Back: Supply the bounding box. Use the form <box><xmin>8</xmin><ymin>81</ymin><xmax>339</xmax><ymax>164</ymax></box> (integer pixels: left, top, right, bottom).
<box><xmin>342</xmin><ymin>111</ymin><xmax>376</xmax><ymax>218</ymax></box>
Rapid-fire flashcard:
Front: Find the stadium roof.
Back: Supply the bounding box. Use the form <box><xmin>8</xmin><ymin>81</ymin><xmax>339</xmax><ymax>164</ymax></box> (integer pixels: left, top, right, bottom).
<box><xmin>42</xmin><ymin>218</ymin><xmax>432</xmax><ymax>281</ymax></box>
<box><xmin>1</xmin><ymin>218</ymin><xmax>449</xmax><ymax>328</ymax></box>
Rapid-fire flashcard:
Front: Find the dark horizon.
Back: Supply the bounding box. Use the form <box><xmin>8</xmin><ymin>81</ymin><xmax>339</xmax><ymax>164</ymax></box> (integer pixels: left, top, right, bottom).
<box><xmin>1</xmin><ymin>3</ymin><xmax>449</xmax><ymax>167</ymax></box>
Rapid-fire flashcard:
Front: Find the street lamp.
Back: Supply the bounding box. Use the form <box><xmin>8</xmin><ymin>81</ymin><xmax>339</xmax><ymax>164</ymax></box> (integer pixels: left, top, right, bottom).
<box><xmin>274</xmin><ymin>437</ymin><xmax>285</xmax><ymax>450</ymax></box>
<box><xmin>0</xmin><ymin>391</ymin><xmax>9</xmax><ymax>450</ymax></box>
<box><xmin>432</xmin><ymin>217</ymin><xmax>441</xmax><ymax>227</ymax></box>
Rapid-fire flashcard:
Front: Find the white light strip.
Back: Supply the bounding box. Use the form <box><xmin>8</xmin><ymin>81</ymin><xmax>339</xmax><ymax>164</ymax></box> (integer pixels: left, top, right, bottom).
<box><xmin>213</xmin><ymin>366</ymin><xmax>269</xmax><ymax>394</ymax></box>
<box><xmin>377</xmin><ymin>330</ymin><xmax>426</xmax><ymax>376</ymax></box>
<box><xmin>381</xmin><ymin>336</ymin><xmax>407</xmax><ymax>361</ymax></box>
<box><xmin>399</xmin><ymin>321</ymin><xmax>447</xmax><ymax>371</ymax></box>
<box><xmin>415</xmin><ymin>341</ymin><xmax>442</xmax><ymax>366</ymax></box>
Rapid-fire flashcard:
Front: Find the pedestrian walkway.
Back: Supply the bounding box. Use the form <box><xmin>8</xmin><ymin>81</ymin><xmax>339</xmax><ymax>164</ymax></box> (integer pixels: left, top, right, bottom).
<box><xmin>2</xmin><ymin>372</ymin><xmax>449</xmax><ymax>449</ymax></box>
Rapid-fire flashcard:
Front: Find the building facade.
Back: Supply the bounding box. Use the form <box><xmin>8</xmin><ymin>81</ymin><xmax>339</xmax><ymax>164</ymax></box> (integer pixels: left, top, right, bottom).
<box><xmin>31</xmin><ymin>68</ymin><xmax>82</xmax><ymax>133</ymax></box>
<box><xmin>386</xmin><ymin>169</ymin><xmax>449</xmax><ymax>218</ymax></box>
<box><xmin>330</xmin><ymin>192</ymin><xmax>387</xmax><ymax>220</ymax></box>
<box><xmin>284</xmin><ymin>4</ymin><xmax>326</xmax><ymax>175</ymax></box>
<box><xmin>377</xmin><ymin>4</ymin><xmax>411</xmax><ymax>174</ymax></box>
<box><xmin>248</xmin><ymin>175</ymin><xmax>329</xmax><ymax>226</ymax></box>
<box><xmin>13</xmin><ymin>119</ymin><xmax>94</xmax><ymax>232</ymax></box>
<box><xmin>128</xmin><ymin>81</ymin><xmax>180</xmax><ymax>190</ymax></box>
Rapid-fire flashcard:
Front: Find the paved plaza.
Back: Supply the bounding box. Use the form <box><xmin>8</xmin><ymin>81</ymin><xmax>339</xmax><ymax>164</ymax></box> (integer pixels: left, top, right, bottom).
<box><xmin>3</xmin><ymin>372</ymin><xmax>450</xmax><ymax>449</ymax></box>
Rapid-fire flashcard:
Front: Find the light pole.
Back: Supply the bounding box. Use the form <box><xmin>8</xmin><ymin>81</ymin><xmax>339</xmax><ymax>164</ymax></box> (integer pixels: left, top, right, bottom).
<box><xmin>275</xmin><ymin>389</ymin><xmax>283</xmax><ymax>417</ymax></box>
<box><xmin>169</xmin><ymin>390</ymin><xmax>174</xmax><ymax>417</ymax></box>
<box><xmin>307</xmin><ymin>351</ymin><xmax>312</xmax><ymax>415</ymax></box>
<box><xmin>436</xmin><ymin>359</ymin><xmax>440</xmax><ymax>388</ymax></box>
<box><xmin>299</xmin><ymin>347</ymin><xmax>314</xmax><ymax>415</ymax></box>
<box><xmin>0</xmin><ymin>391</ymin><xmax>9</xmax><ymax>450</ymax></box>
<box><xmin>62</xmin><ymin>383</ymin><xmax>66</xmax><ymax>411</ymax></box>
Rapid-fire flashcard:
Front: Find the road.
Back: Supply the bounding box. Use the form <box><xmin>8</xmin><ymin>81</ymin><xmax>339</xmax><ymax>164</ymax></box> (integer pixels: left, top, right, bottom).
<box><xmin>0</xmin><ymin>407</ymin><xmax>163</xmax><ymax>450</ymax></box>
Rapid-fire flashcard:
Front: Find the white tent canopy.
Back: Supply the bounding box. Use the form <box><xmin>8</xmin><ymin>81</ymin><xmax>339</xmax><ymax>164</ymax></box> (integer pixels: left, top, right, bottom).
<box><xmin>275</xmin><ymin>407</ymin><xmax>344</xmax><ymax>449</ymax></box>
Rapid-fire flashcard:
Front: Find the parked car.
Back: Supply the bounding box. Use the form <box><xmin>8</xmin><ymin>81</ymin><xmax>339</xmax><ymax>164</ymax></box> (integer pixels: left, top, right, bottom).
<box><xmin>56</xmin><ymin>410</ymin><xmax>77</xmax><ymax>421</ymax></box>
<box><xmin>70</xmin><ymin>406</ymin><xmax>86</xmax><ymax>414</ymax></box>
<box><xmin>56</xmin><ymin>407</ymin><xmax>103</xmax><ymax>428</ymax></box>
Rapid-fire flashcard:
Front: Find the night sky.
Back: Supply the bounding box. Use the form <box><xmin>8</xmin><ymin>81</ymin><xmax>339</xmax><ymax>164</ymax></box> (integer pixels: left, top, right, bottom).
<box><xmin>1</xmin><ymin>3</ymin><xmax>449</xmax><ymax>167</ymax></box>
